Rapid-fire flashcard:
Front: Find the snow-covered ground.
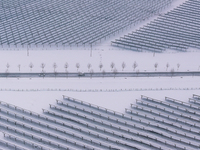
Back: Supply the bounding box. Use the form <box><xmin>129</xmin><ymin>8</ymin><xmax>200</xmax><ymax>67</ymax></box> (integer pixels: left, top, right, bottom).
<box><xmin>0</xmin><ymin>49</ymin><xmax>200</xmax><ymax>73</ymax></box>
<box><xmin>0</xmin><ymin>89</ymin><xmax>198</xmax><ymax>113</ymax></box>
<box><xmin>0</xmin><ymin>76</ymin><xmax>199</xmax><ymax>113</ymax></box>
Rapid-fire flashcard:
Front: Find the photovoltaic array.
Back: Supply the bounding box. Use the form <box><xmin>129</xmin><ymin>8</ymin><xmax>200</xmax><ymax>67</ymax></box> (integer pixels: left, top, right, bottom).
<box><xmin>0</xmin><ymin>94</ymin><xmax>200</xmax><ymax>149</ymax></box>
<box><xmin>112</xmin><ymin>0</ymin><xmax>200</xmax><ymax>52</ymax></box>
<box><xmin>0</xmin><ymin>0</ymin><xmax>172</xmax><ymax>47</ymax></box>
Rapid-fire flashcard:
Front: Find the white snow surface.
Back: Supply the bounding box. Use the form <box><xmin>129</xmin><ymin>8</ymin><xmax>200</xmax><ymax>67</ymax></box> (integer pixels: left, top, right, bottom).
<box><xmin>0</xmin><ymin>49</ymin><xmax>200</xmax><ymax>73</ymax></box>
<box><xmin>0</xmin><ymin>76</ymin><xmax>199</xmax><ymax>113</ymax></box>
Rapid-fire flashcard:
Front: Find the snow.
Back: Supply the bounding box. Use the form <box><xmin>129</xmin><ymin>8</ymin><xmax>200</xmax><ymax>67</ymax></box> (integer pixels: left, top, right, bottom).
<box><xmin>0</xmin><ymin>49</ymin><xmax>200</xmax><ymax>73</ymax></box>
<box><xmin>0</xmin><ymin>76</ymin><xmax>200</xmax><ymax>91</ymax></box>
<box><xmin>0</xmin><ymin>76</ymin><xmax>199</xmax><ymax>113</ymax></box>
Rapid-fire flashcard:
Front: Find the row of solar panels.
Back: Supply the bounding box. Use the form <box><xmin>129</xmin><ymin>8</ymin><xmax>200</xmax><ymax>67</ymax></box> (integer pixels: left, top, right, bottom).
<box><xmin>112</xmin><ymin>0</ymin><xmax>200</xmax><ymax>52</ymax></box>
<box><xmin>0</xmin><ymin>94</ymin><xmax>200</xmax><ymax>149</ymax></box>
<box><xmin>0</xmin><ymin>0</ymin><xmax>172</xmax><ymax>46</ymax></box>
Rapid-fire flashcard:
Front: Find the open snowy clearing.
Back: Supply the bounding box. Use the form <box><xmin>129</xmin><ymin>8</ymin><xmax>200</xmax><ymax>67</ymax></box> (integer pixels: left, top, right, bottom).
<box><xmin>1</xmin><ymin>90</ymin><xmax>199</xmax><ymax>112</ymax></box>
<box><xmin>0</xmin><ymin>49</ymin><xmax>200</xmax><ymax>73</ymax></box>
<box><xmin>1</xmin><ymin>77</ymin><xmax>200</xmax><ymax>91</ymax></box>
<box><xmin>0</xmin><ymin>76</ymin><xmax>199</xmax><ymax>113</ymax></box>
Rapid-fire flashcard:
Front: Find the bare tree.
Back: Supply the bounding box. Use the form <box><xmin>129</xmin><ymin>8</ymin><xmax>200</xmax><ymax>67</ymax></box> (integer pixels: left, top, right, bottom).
<box><xmin>166</xmin><ymin>63</ymin><xmax>170</xmax><ymax>71</ymax></box>
<box><xmin>99</xmin><ymin>63</ymin><xmax>103</xmax><ymax>71</ymax></box>
<box><xmin>110</xmin><ymin>62</ymin><xmax>115</xmax><ymax>71</ymax></box>
<box><xmin>18</xmin><ymin>64</ymin><xmax>21</xmax><ymax>72</ymax></box>
<box><xmin>5</xmin><ymin>63</ymin><xmax>10</xmax><ymax>78</ymax></box>
<box><xmin>113</xmin><ymin>68</ymin><xmax>117</xmax><ymax>78</ymax></box>
<box><xmin>122</xmin><ymin>62</ymin><xmax>126</xmax><ymax>71</ymax></box>
<box><xmin>132</xmin><ymin>61</ymin><xmax>138</xmax><ymax>71</ymax></box>
<box><xmin>29</xmin><ymin>62</ymin><xmax>34</xmax><ymax>72</ymax></box>
<box><xmin>177</xmin><ymin>63</ymin><xmax>180</xmax><ymax>71</ymax></box>
<box><xmin>87</xmin><ymin>63</ymin><xmax>92</xmax><ymax>72</ymax></box>
<box><xmin>78</xmin><ymin>71</ymin><xmax>82</xmax><ymax>79</ymax></box>
<box><xmin>154</xmin><ymin>62</ymin><xmax>158</xmax><ymax>71</ymax></box>
<box><xmin>64</xmin><ymin>62</ymin><xmax>69</xmax><ymax>72</ymax></box>
<box><xmin>6</xmin><ymin>63</ymin><xmax>10</xmax><ymax>72</ymax></box>
<box><xmin>76</xmin><ymin>63</ymin><xmax>80</xmax><ymax>71</ymax></box>
<box><xmin>40</xmin><ymin>63</ymin><xmax>45</xmax><ymax>72</ymax></box>
<box><xmin>171</xmin><ymin>68</ymin><xmax>175</xmax><ymax>77</ymax></box>
<box><xmin>53</xmin><ymin>62</ymin><xmax>57</xmax><ymax>72</ymax></box>
<box><xmin>90</xmin><ymin>69</ymin><xmax>94</xmax><ymax>79</ymax></box>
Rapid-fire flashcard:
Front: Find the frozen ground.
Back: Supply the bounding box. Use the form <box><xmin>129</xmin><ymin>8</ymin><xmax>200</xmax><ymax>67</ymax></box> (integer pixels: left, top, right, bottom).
<box><xmin>0</xmin><ymin>90</ymin><xmax>199</xmax><ymax>112</ymax></box>
<box><xmin>0</xmin><ymin>76</ymin><xmax>199</xmax><ymax>113</ymax></box>
<box><xmin>0</xmin><ymin>50</ymin><xmax>200</xmax><ymax>73</ymax></box>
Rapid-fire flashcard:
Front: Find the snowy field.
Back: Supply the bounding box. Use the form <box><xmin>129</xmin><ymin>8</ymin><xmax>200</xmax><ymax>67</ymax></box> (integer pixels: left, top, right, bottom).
<box><xmin>0</xmin><ymin>76</ymin><xmax>199</xmax><ymax>113</ymax></box>
<box><xmin>0</xmin><ymin>49</ymin><xmax>200</xmax><ymax>73</ymax></box>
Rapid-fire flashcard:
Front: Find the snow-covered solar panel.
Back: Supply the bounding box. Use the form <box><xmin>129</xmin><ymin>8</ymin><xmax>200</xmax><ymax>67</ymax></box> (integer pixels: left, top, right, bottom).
<box><xmin>112</xmin><ymin>0</ymin><xmax>200</xmax><ymax>52</ymax></box>
<box><xmin>0</xmin><ymin>0</ymin><xmax>172</xmax><ymax>47</ymax></box>
<box><xmin>1</xmin><ymin>94</ymin><xmax>200</xmax><ymax>149</ymax></box>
